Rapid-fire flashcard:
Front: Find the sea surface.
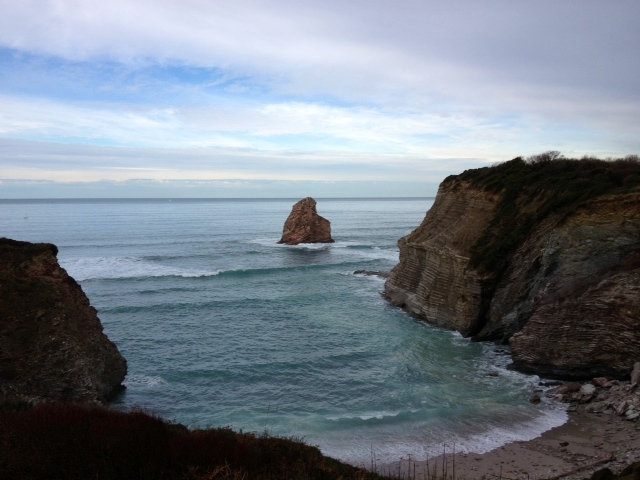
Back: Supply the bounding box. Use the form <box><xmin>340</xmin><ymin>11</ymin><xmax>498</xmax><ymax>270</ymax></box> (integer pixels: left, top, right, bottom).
<box><xmin>0</xmin><ymin>198</ymin><xmax>566</xmax><ymax>467</ymax></box>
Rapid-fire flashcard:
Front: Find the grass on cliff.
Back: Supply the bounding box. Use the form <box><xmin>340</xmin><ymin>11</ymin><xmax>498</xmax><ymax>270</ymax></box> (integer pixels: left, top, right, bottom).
<box><xmin>0</xmin><ymin>401</ymin><xmax>394</xmax><ymax>480</ymax></box>
<box><xmin>443</xmin><ymin>152</ymin><xmax>640</xmax><ymax>275</ymax></box>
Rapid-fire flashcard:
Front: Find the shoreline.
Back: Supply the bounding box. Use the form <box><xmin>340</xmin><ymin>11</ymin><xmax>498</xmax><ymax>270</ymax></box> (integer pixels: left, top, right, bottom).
<box><xmin>380</xmin><ymin>403</ymin><xmax>640</xmax><ymax>479</ymax></box>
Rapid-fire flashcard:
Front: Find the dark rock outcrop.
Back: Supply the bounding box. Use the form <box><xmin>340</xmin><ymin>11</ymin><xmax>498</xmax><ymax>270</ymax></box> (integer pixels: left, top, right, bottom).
<box><xmin>278</xmin><ymin>197</ymin><xmax>334</xmax><ymax>245</ymax></box>
<box><xmin>0</xmin><ymin>238</ymin><xmax>127</xmax><ymax>403</ymax></box>
<box><xmin>384</xmin><ymin>156</ymin><xmax>640</xmax><ymax>379</ymax></box>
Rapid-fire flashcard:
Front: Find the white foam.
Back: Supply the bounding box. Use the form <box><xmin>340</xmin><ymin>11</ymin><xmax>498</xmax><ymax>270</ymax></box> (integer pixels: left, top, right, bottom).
<box><xmin>450</xmin><ymin>408</ymin><xmax>569</xmax><ymax>456</ymax></box>
<box><xmin>124</xmin><ymin>374</ymin><xmax>168</xmax><ymax>388</ymax></box>
<box><xmin>62</xmin><ymin>256</ymin><xmax>221</xmax><ymax>281</ymax></box>
<box><xmin>345</xmin><ymin>249</ymin><xmax>398</xmax><ymax>262</ymax></box>
<box><xmin>326</xmin><ymin>410</ymin><xmax>402</xmax><ymax>422</ymax></box>
<box><xmin>247</xmin><ymin>237</ymin><xmax>282</xmax><ymax>247</ymax></box>
<box><xmin>249</xmin><ymin>237</ymin><xmax>332</xmax><ymax>249</ymax></box>
<box><xmin>320</xmin><ymin>407</ymin><xmax>568</xmax><ymax>468</ymax></box>
<box><xmin>248</xmin><ymin>237</ymin><xmax>398</xmax><ymax>261</ymax></box>
<box><xmin>350</xmin><ymin>272</ymin><xmax>387</xmax><ymax>282</ymax></box>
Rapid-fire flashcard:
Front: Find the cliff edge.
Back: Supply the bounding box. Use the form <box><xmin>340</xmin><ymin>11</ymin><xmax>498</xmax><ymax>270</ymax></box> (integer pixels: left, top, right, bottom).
<box><xmin>0</xmin><ymin>238</ymin><xmax>127</xmax><ymax>403</ymax></box>
<box><xmin>384</xmin><ymin>154</ymin><xmax>640</xmax><ymax>379</ymax></box>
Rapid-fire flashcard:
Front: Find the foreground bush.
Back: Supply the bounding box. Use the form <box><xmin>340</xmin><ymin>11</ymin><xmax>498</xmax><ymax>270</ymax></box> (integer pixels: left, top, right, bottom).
<box><xmin>0</xmin><ymin>402</ymin><xmax>388</xmax><ymax>480</ymax></box>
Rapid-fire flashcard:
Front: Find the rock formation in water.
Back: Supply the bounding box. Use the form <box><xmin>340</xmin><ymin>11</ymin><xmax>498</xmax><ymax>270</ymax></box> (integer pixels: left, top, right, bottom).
<box><xmin>0</xmin><ymin>238</ymin><xmax>127</xmax><ymax>403</ymax></box>
<box><xmin>384</xmin><ymin>154</ymin><xmax>640</xmax><ymax>379</ymax></box>
<box><xmin>278</xmin><ymin>197</ymin><xmax>334</xmax><ymax>245</ymax></box>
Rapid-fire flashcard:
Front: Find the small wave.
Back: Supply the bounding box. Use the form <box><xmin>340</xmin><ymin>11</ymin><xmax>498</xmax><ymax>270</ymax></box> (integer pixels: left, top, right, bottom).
<box><xmin>351</xmin><ymin>271</ymin><xmax>388</xmax><ymax>282</ymax></box>
<box><xmin>124</xmin><ymin>375</ymin><xmax>168</xmax><ymax>388</ymax></box>
<box><xmin>326</xmin><ymin>410</ymin><xmax>403</xmax><ymax>422</ymax></box>
<box><xmin>338</xmin><ymin>245</ymin><xmax>398</xmax><ymax>262</ymax></box>
<box><xmin>62</xmin><ymin>256</ymin><xmax>220</xmax><ymax>281</ymax></box>
<box><xmin>443</xmin><ymin>407</ymin><xmax>568</xmax><ymax>457</ymax></box>
<box><xmin>206</xmin><ymin>259</ymin><xmax>385</xmax><ymax>280</ymax></box>
<box><xmin>248</xmin><ymin>238</ymin><xmax>398</xmax><ymax>260</ymax></box>
<box><xmin>321</xmin><ymin>407</ymin><xmax>568</xmax><ymax>467</ymax></box>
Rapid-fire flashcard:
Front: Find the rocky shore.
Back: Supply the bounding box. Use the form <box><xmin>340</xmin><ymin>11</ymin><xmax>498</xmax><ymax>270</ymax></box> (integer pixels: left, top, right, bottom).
<box><xmin>381</xmin><ymin>156</ymin><xmax>640</xmax><ymax>479</ymax></box>
<box><xmin>383</xmin><ymin>371</ymin><xmax>640</xmax><ymax>479</ymax></box>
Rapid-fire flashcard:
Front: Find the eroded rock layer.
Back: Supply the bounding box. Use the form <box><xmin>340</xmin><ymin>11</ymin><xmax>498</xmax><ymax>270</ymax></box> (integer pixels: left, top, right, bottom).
<box><xmin>384</xmin><ymin>157</ymin><xmax>640</xmax><ymax>379</ymax></box>
<box><xmin>0</xmin><ymin>238</ymin><xmax>127</xmax><ymax>403</ymax></box>
<box><xmin>278</xmin><ymin>197</ymin><xmax>334</xmax><ymax>245</ymax></box>
<box><xmin>384</xmin><ymin>180</ymin><xmax>499</xmax><ymax>337</ymax></box>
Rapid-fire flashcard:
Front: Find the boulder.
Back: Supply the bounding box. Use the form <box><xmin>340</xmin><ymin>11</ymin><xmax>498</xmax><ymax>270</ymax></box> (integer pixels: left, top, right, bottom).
<box><xmin>580</xmin><ymin>383</ymin><xmax>597</xmax><ymax>396</ymax></box>
<box><xmin>548</xmin><ymin>382</ymin><xmax>582</xmax><ymax>395</ymax></box>
<box><xmin>278</xmin><ymin>197</ymin><xmax>334</xmax><ymax>245</ymax></box>
<box><xmin>593</xmin><ymin>377</ymin><xmax>610</xmax><ymax>387</ymax></box>
<box><xmin>0</xmin><ymin>238</ymin><xmax>127</xmax><ymax>404</ymax></box>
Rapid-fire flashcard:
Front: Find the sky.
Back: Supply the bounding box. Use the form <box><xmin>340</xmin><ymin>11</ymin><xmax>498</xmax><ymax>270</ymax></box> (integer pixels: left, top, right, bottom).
<box><xmin>0</xmin><ymin>1</ymin><xmax>639</xmax><ymax>198</ymax></box>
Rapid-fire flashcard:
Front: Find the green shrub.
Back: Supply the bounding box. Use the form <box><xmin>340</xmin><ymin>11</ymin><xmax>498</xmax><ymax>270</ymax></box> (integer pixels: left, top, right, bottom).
<box><xmin>444</xmin><ymin>154</ymin><xmax>640</xmax><ymax>275</ymax></box>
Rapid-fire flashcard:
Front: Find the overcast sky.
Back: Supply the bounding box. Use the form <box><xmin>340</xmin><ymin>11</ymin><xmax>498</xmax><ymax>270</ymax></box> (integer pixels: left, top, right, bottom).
<box><xmin>1</xmin><ymin>0</ymin><xmax>639</xmax><ymax>198</ymax></box>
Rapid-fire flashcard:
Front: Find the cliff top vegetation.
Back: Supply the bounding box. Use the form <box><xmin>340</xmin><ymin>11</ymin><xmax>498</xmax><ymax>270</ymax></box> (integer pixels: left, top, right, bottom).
<box><xmin>0</xmin><ymin>400</ymin><xmax>392</xmax><ymax>480</ymax></box>
<box><xmin>443</xmin><ymin>152</ymin><xmax>640</xmax><ymax>274</ymax></box>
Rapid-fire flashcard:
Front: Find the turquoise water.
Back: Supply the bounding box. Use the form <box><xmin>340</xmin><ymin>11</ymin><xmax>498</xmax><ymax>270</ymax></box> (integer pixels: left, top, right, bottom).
<box><xmin>0</xmin><ymin>198</ymin><xmax>566</xmax><ymax>467</ymax></box>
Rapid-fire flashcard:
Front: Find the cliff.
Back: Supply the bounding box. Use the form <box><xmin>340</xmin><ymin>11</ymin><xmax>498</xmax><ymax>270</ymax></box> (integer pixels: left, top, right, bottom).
<box><xmin>384</xmin><ymin>155</ymin><xmax>640</xmax><ymax>379</ymax></box>
<box><xmin>278</xmin><ymin>197</ymin><xmax>334</xmax><ymax>245</ymax></box>
<box><xmin>0</xmin><ymin>238</ymin><xmax>127</xmax><ymax>403</ymax></box>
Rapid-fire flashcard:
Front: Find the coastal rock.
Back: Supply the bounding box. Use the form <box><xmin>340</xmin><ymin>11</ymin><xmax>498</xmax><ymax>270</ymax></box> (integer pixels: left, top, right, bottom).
<box><xmin>384</xmin><ymin>157</ymin><xmax>640</xmax><ymax>379</ymax></box>
<box><xmin>552</xmin><ymin>377</ymin><xmax>640</xmax><ymax>423</ymax></box>
<box><xmin>593</xmin><ymin>377</ymin><xmax>610</xmax><ymax>388</ymax></box>
<box><xmin>549</xmin><ymin>382</ymin><xmax>582</xmax><ymax>395</ymax></box>
<box><xmin>0</xmin><ymin>238</ymin><xmax>127</xmax><ymax>404</ymax></box>
<box><xmin>278</xmin><ymin>197</ymin><xmax>334</xmax><ymax>245</ymax></box>
<box><xmin>383</xmin><ymin>181</ymin><xmax>499</xmax><ymax>336</ymax></box>
<box><xmin>631</xmin><ymin>362</ymin><xmax>640</xmax><ymax>387</ymax></box>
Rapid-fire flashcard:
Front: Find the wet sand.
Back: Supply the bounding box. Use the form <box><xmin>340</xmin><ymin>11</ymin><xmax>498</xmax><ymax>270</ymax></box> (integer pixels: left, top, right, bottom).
<box><xmin>382</xmin><ymin>406</ymin><xmax>640</xmax><ymax>479</ymax></box>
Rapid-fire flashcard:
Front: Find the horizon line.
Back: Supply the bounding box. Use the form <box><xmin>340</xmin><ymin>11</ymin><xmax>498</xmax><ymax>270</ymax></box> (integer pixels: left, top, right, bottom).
<box><xmin>0</xmin><ymin>196</ymin><xmax>436</xmax><ymax>202</ymax></box>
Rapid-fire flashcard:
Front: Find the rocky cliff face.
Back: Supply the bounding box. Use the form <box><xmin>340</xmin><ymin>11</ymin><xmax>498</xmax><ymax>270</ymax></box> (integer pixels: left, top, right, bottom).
<box><xmin>0</xmin><ymin>238</ymin><xmax>127</xmax><ymax>403</ymax></box>
<box><xmin>278</xmin><ymin>197</ymin><xmax>334</xmax><ymax>245</ymax></box>
<box><xmin>384</xmin><ymin>180</ymin><xmax>499</xmax><ymax>336</ymax></box>
<box><xmin>384</xmin><ymin>157</ymin><xmax>640</xmax><ymax>379</ymax></box>
<box><xmin>506</xmin><ymin>193</ymin><xmax>640</xmax><ymax>379</ymax></box>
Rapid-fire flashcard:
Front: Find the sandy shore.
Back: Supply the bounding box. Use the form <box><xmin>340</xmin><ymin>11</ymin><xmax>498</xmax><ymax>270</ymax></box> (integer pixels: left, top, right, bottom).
<box><xmin>382</xmin><ymin>405</ymin><xmax>640</xmax><ymax>479</ymax></box>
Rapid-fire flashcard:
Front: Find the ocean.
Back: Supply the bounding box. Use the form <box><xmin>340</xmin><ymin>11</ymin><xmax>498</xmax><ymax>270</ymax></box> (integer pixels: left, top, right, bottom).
<box><xmin>0</xmin><ymin>197</ymin><xmax>566</xmax><ymax>467</ymax></box>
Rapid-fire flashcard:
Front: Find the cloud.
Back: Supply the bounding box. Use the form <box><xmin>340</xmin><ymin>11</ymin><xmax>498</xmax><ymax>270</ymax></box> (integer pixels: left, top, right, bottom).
<box><xmin>2</xmin><ymin>1</ymin><xmax>638</xmax><ymax>104</ymax></box>
<box><xmin>0</xmin><ymin>137</ymin><xmax>490</xmax><ymax>185</ymax></box>
<box><xmin>0</xmin><ymin>91</ymin><xmax>525</xmax><ymax>156</ymax></box>
<box><xmin>0</xmin><ymin>0</ymin><xmax>638</xmax><ymax>196</ymax></box>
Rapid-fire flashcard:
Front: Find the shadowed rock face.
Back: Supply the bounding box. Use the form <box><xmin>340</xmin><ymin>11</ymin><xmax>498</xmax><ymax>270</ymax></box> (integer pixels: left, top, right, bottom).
<box><xmin>278</xmin><ymin>197</ymin><xmax>334</xmax><ymax>245</ymax></box>
<box><xmin>0</xmin><ymin>238</ymin><xmax>127</xmax><ymax>404</ymax></box>
<box><xmin>505</xmin><ymin>195</ymin><xmax>640</xmax><ymax>379</ymax></box>
<box><xmin>384</xmin><ymin>160</ymin><xmax>640</xmax><ymax>380</ymax></box>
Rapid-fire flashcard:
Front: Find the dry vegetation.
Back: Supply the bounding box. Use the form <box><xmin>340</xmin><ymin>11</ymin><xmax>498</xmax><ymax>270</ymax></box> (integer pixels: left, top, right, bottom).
<box><xmin>0</xmin><ymin>400</ymin><xmax>394</xmax><ymax>480</ymax></box>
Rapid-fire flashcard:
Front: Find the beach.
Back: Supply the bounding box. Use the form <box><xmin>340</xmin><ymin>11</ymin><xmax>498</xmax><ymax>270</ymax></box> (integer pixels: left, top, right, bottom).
<box><xmin>384</xmin><ymin>404</ymin><xmax>640</xmax><ymax>479</ymax></box>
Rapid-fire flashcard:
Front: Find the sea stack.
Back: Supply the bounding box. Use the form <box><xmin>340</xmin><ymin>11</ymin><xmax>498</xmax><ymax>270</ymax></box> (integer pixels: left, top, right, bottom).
<box><xmin>278</xmin><ymin>197</ymin><xmax>334</xmax><ymax>245</ymax></box>
<box><xmin>0</xmin><ymin>238</ymin><xmax>127</xmax><ymax>404</ymax></box>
